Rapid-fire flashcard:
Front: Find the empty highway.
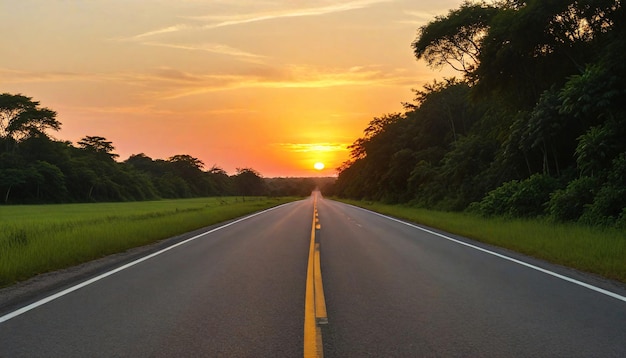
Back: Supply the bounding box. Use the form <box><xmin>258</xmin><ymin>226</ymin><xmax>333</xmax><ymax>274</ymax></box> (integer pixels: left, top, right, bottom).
<box><xmin>1</xmin><ymin>194</ymin><xmax>625</xmax><ymax>357</ymax></box>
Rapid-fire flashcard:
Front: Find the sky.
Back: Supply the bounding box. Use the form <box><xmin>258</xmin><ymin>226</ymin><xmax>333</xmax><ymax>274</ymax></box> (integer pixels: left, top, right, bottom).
<box><xmin>1</xmin><ymin>0</ymin><xmax>462</xmax><ymax>177</ymax></box>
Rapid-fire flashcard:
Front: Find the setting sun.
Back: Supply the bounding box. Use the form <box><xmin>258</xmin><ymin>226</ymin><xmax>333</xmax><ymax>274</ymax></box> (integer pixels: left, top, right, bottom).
<box><xmin>0</xmin><ymin>0</ymin><xmax>460</xmax><ymax>177</ymax></box>
<box><xmin>314</xmin><ymin>162</ymin><xmax>325</xmax><ymax>170</ymax></box>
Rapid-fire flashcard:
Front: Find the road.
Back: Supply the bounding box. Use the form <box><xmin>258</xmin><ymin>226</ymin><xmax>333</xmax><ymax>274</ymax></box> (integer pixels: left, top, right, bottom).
<box><xmin>1</xmin><ymin>194</ymin><xmax>626</xmax><ymax>357</ymax></box>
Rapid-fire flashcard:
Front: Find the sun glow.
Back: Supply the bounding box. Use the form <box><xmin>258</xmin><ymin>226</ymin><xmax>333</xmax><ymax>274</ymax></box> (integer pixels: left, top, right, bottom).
<box><xmin>314</xmin><ymin>162</ymin><xmax>325</xmax><ymax>170</ymax></box>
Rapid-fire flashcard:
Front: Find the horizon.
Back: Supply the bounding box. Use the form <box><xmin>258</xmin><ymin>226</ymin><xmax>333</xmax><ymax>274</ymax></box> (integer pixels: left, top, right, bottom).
<box><xmin>1</xmin><ymin>0</ymin><xmax>461</xmax><ymax>177</ymax></box>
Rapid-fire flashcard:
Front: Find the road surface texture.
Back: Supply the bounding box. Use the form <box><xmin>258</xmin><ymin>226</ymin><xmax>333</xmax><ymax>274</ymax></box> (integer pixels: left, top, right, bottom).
<box><xmin>1</xmin><ymin>194</ymin><xmax>625</xmax><ymax>357</ymax></box>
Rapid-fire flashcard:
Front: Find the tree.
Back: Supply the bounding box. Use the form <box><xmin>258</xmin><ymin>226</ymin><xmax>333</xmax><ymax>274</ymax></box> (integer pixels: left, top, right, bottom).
<box><xmin>412</xmin><ymin>1</ymin><xmax>498</xmax><ymax>82</ymax></box>
<box><xmin>474</xmin><ymin>0</ymin><xmax>621</xmax><ymax>108</ymax></box>
<box><xmin>168</xmin><ymin>154</ymin><xmax>205</xmax><ymax>171</ymax></box>
<box><xmin>207</xmin><ymin>166</ymin><xmax>234</xmax><ymax>195</ymax></box>
<box><xmin>234</xmin><ymin>168</ymin><xmax>266</xmax><ymax>197</ymax></box>
<box><xmin>30</xmin><ymin>160</ymin><xmax>66</xmax><ymax>202</ymax></box>
<box><xmin>0</xmin><ymin>168</ymin><xmax>26</xmax><ymax>203</ymax></box>
<box><xmin>77</xmin><ymin>136</ymin><xmax>119</xmax><ymax>159</ymax></box>
<box><xmin>518</xmin><ymin>87</ymin><xmax>577</xmax><ymax>176</ymax></box>
<box><xmin>167</xmin><ymin>154</ymin><xmax>217</xmax><ymax>196</ymax></box>
<box><xmin>0</xmin><ymin>93</ymin><xmax>60</xmax><ymax>151</ymax></box>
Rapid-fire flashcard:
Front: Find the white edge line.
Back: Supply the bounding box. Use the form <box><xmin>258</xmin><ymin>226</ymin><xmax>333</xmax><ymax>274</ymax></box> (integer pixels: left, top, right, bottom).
<box><xmin>0</xmin><ymin>202</ymin><xmax>294</xmax><ymax>324</ymax></box>
<box><xmin>347</xmin><ymin>204</ymin><xmax>626</xmax><ymax>304</ymax></box>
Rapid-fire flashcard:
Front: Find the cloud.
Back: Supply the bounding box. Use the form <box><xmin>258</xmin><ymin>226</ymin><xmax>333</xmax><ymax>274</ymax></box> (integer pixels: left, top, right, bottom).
<box><xmin>189</xmin><ymin>0</ymin><xmax>392</xmax><ymax>29</ymax></box>
<box><xmin>149</xmin><ymin>64</ymin><xmax>415</xmax><ymax>99</ymax></box>
<box><xmin>403</xmin><ymin>10</ymin><xmax>439</xmax><ymax>20</ymax></box>
<box><xmin>68</xmin><ymin>104</ymin><xmax>256</xmax><ymax>117</ymax></box>
<box><xmin>396</xmin><ymin>10</ymin><xmax>439</xmax><ymax>26</ymax></box>
<box><xmin>114</xmin><ymin>0</ymin><xmax>390</xmax><ymax>42</ymax></box>
<box><xmin>276</xmin><ymin>143</ymin><xmax>350</xmax><ymax>153</ymax></box>
<box><xmin>1</xmin><ymin>64</ymin><xmax>414</xmax><ymax>100</ymax></box>
<box><xmin>118</xmin><ymin>24</ymin><xmax>191</xmax><ymax>41</ymax></box>
<box><xmin>141</xmin><ymin>42</ymin><xmax>268</xmax><ymax>63</ymax></box>
<box><xmin>0</xmin><ymin>68</ymin><xmax>97</xmax><ymax>83</ymax></box>
<box><xmin>69</xmin><ymin>104</ymin><xmax>174</xmax><ymax>116</ymax></box>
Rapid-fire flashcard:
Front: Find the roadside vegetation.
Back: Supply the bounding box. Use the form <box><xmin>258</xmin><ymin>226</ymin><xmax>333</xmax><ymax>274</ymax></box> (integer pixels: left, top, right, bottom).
<box><xmin>328</xmin><ymin>1</ymin><xmax>625</xmax><ymax>229</ymax></box>
<box><xmin>0</xmin><ymin>197</ymin><xmax>297</xmax><ymax>287</ymax></box>
<box><xmin>325</xmin><ymin>0</ymin><xmax>626</xmax><ymax>284</ymax></box>
<box><xmin>339</xmin><ymin>199</ymin><xmax>626</xmax><ymax>283</ymax></box>
<box><xmin>326</xmin><ymin>1</ymin><xmax>626</xmax><ymax>282</ymax></box>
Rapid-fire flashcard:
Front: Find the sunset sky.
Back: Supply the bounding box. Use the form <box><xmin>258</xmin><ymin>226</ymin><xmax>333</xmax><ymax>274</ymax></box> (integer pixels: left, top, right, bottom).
<box><xmin>1</xmin><ymin>0</ymin><xmax>461</xmax><ymax>177</ymax></box>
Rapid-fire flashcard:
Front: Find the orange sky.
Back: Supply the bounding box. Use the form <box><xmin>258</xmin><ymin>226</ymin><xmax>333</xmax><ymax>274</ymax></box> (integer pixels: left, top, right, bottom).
<box><xmin>1</xmin><ymin>0</ymin><xmax>461</xmax><ymax>177</ymax></box>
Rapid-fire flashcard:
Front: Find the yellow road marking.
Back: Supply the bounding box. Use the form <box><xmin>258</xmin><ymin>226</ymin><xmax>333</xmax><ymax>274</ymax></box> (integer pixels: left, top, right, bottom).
<box><xmin>304</xmin><ymin>193</ymin><xmax>326</xmax><ymax>357</ymax></box>
<box><xmin>314</xmin><ymin>243</ymin><xmax>328</xmax><ymax>325</ymax></box>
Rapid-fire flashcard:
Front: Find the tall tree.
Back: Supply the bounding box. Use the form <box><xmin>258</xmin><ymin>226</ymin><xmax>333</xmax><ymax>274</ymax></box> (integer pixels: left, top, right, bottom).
<box><xmin>77</xmin><ymin>136</ymin><xmax>119</xmax><ymax>160</ymax></box>
<box><xmin>412</xmin><ymin>1</ymin><xmax>498</xmax><ymax>82</ymax></box>
<box><xmin>0</xmin><ymin>93</ymin><xmax>60</xmax><ymax>151</ymax></box>
<box><xmin>475</xmin><ymin>0</ymin><xmax>621</xmax><ymax>107</ymax></box>
<box><xmin>234</xmin><ymin>168</ymin><xmax>266</xmax><ymax>197</ymax></box>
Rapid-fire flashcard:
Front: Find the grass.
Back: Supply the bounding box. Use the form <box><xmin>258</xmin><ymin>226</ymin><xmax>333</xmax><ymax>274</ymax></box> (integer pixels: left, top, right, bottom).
<box><xmin>338</xmin><ymin>199</ymin><xmax>626</xmax><ymax>284</ymax></box>
<box><xmin>0</xmin><ymin>197</ymin><xmax>297</xmax><ymax>287</ymax></box>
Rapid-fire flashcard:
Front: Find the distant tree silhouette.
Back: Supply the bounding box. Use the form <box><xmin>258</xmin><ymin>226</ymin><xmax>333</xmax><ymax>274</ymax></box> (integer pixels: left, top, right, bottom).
<box><xmin>234</xmin><ymin>168</ymin><xmax>266</xmax><ymax>197</ymax></box>
<box><xmin>78</xmin><ymin>136</ymin><xmax>119</xmax><ymax>159</ymax></box>
<box><xmin>0</xmin><ymin>93</ymin><xmax>60</xmax><ymax>151</ymax></box>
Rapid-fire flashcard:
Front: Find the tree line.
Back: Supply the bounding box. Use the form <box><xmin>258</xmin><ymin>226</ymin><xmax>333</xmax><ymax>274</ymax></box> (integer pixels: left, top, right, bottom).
<box><xmin>0</xmin><ymin>93</ymin><xmax>326</xmax><ymax>204</ymax></box>
<box><xmin>329</xmin><ymin>0</ymin><xmax>625</xmax><ymax>227</ymax></box>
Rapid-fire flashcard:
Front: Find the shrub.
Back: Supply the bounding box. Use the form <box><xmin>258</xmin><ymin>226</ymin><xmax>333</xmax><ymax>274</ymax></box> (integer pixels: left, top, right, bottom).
<box><xmin>548</xmin><ymin>176</ymin><xmax>597</xmax><ymax>222</ymax></box>
<box><xmin>476</xmin><ymin>179</ymin><xmax>520</xmax><ymax>217</ymax></box>
<box><xmin>478</xmin><ymin>174</ymin><xmax>559</xmax><ymax>218</ymax></box>
<box><xmin>579</xmin><ymin>154</ymin><xmax>626</xmax><ymax>226</ymax></box>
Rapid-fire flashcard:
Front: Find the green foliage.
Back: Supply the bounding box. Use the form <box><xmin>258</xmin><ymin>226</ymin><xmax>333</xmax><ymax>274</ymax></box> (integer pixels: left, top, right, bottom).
<box><xmin>412</xmin><ymin>1</ymin><xmax>498</xmax><ymax>81</ymax></box>
<box><xmin>548</xmin><ymin>176</ymin><xmax>597</xmax><ymax>222</ymax></box>
<box><xmin>579</xmin><ymin>154</ymin><xmax>626</xmax><ymax>226</ymax></box>
<box><xmin>332</xmin><ymin>0</ymin><xmax>625</xmax><ymax>227</ymax></box>
<box><xmin>473</xmin><ymin>174</ymin><xmax>560</xmax><ymax>218</ymax></box>
<box><xmin>233</xmin><ymin>168</ymin><xmax>265</xmax><ymax>196</ymax></box>
<box><xmin>475</xmin><ymin>179</ymin><xmax>520</xmax><ymax>217</ymax></box>
<box><xmin>77</xmin><ymin>136</ymin><xmax>119</xmax><ymax>159</ymax></box>
<box><xmin>0</xmin><ymin>93</ymin><xmax>60</xmax><ymax>149</ymax></box>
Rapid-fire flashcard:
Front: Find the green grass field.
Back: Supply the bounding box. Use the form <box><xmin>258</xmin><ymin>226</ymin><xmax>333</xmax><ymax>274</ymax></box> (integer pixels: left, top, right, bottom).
<box><xmin>338</xmin><ymin>199</ymin><xmax>626</xmax><ymax>283</ymax></box>
<box><xmin>0</xmin><ymin>197</ymin><xmax>297</xmax><ymax>287</ymax></box>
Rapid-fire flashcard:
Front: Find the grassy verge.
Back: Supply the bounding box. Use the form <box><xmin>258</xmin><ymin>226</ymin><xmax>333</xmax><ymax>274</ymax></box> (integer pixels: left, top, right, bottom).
<box><xmin>337</xmin><ymin>199</ymin><xmax>626</xmax><ymax>283</ymax></box>
<box><xmin>0</xmin><ymin>197</ymin><xmax>297</xmax><ymax>287</ymax></box>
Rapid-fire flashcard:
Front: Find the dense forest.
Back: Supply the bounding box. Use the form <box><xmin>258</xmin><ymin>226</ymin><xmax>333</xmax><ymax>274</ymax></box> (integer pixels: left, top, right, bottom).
<box><xmin>330</xmin><ymin>0</ymin><xmax>625</xmax><ymax>227</ymax></box>
<box><xmin>0</xmin><ymin>93</ymin><xmax>329</xmax><ymax>203</ymax></box>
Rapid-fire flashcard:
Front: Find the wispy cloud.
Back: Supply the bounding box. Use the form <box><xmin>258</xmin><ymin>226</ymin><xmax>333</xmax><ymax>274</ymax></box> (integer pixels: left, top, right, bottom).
<box><xmin>142</xmin><ymin>42</ymin><xmax>267</xmax><ymax>63</ymax></box>
<box><xmin>191</xmin><ymin>0</ymin><xmax>392</xmax><ymax>29</ymax></box>
<box><xmin>396</xmin><ymin>10</ymin><xmax>438</xmax><ymax>26</ymax></box>
<box><xmin>276</xmin><ymin>143</ymin><xmax>349</xmax><ymax>153</ymax></box>
<box><xmin>69</xmin><ymin>104</ymin><xmax>175</xmax><ymax>116</ymax></box>
<box><xmin>69</xmin><ymin>104</ymin><xmax>256</xmax><ymax>117</ymax></box>
<box><xmin>151</xmin><ymin>64</ymin><xmax>414</xmax><ymax>99</ymax></box>
<box><xmin>120</xmin><ymin>24</ymin><xmax>191</xmax><ymax>41</ymax></box>
<box><xmin>0</xmin><ymin>68</ymin><xmax>98</xmax><ymax>83</ymax></box>
<box><xmin>114</xmin><ymin>0</ymin><xmax>390</xmax><ymax>42</ymax></box>
<box><xmin>1</xmin><ymin>64</ymin><xmax>414</xmax><ymax>100</ymax></box>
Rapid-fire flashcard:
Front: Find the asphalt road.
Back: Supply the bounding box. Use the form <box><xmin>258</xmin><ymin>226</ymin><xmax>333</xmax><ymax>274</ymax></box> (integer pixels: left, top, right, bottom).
<box><xmin>1</xmin><ymin>194</ymin><xmax>626</xmax><ymax>357</ymax></box>
<box><xmin>0</xmin><ymin>200</ymin><xmax>312</xmax><ymax>357</ymax></box>
<box><xmin>316</xmin><ymin>199</ymin><xmax>626</xmax><ymax>357</ymax></box>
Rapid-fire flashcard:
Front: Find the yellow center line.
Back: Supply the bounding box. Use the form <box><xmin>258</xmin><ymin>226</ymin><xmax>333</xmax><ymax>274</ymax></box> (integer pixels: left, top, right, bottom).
<box><xmin>314</xmin><ymin>243</ymin><xmax>328</xmax><ymax>325</ymax></box>
<box><xmin>304</xmin><ymin>193</ymin><xmax>326</xmax><ymax>357</ymax></box>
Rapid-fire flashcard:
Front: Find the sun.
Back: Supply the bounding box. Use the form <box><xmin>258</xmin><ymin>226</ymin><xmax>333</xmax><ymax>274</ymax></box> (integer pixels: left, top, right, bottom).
<box><xmin>314</xmin><ymin>162</ymin><xmax>325</xmax><ymax>170</ymax></box>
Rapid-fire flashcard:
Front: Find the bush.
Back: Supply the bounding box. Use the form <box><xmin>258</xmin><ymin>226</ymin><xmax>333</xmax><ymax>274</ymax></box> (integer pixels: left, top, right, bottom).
<box><xmin>476</xmin><ymin>179</ymin><xmax>520</xmax><ymax>217</ymax></box>
<box><xmin>579</xmin><ymin>154</ymin><xmax>626</xmax><ymax>226</ymax></box>
<box><xmin>477</xmin><ymin>174</ymin><xmax>559</xmax><ymax>218</ymax></box>
<box><xmin>548</xmin><ymin>176</ymin><xmax>597</xmax><ymax>222</ymax></box>
<box><xmin>508</xmin><ymin>174</ymin><xmax>559</xmax><ymax>217</ymax></box>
